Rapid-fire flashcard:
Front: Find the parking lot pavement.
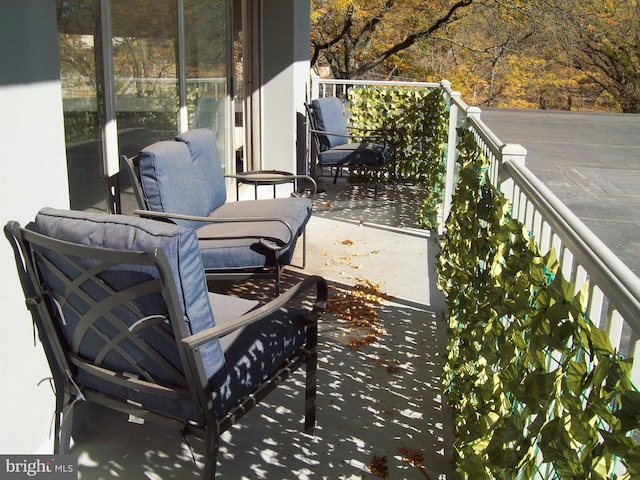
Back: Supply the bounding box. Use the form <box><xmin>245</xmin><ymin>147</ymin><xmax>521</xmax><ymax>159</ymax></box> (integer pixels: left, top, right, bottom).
<box><xmin>480</xmin><ymin>108</ymin><xmax>640</xmax><ymax>276</ymax></box>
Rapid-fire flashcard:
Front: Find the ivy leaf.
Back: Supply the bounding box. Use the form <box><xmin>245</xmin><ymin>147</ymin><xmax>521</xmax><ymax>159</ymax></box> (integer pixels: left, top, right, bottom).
<box><xmin>591</xmin><ymin>356</ymin><xmax>613</xmax><ymax>390</ymax></box>
<box><xmin>519</xmin><ymin>372</ymin><xmax>555</xmax><ymax>412</ymax></box>
<box><xmin>614</xmin><ymin>390</ymin><xmax>640</xmax><ymax>434</ymax></box>
<box><xmin>590</xmin><ymin>454</ymin><xmax>613</xmax><ymax>480</ymax></box>
<box><xmin>538</xmin><ymin>417</ymin><xmax>583</xmax><ymax>476</ymax></box>
<box><xmin>566</xmin><ymin>359</ymin><xmax>588</xmax><ymax>395</ymax></box>
<box><xmin>600</xmin><ymin>429</ymin><xmax>640</xmax><ymax>470</ymax></box>
<box><xmin>588</xmin><ymin>325</ymin><xmax>615</xmax><ymax>357</ymax></box>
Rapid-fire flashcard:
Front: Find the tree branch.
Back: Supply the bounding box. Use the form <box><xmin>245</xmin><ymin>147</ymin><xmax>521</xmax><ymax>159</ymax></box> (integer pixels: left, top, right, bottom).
<box><xmin>311</xmin><ymin>5</ymin><xmax>355</xmax><ymax>66</ymax></box>
<box><xmin>353</xmin><ymin>0</ymin><xmax>474</xmax><ymax>78</ymax></box>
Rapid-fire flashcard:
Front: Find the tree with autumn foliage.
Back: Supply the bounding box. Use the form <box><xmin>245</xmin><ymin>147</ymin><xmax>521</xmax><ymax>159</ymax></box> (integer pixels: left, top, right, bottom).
<box><xmin>311</xmin><ymin>0</ymin><xmax>640</xmax><ymax>112</ymax></box>
<box><xmin>310</xmin><ymin>0</ymin><xmax>475</xmax><ymax>79</ymax></box>
<box><xmin>546</xmin><ymin>0</ymin><xmax>640</xmax><ymax>113</ymax></box>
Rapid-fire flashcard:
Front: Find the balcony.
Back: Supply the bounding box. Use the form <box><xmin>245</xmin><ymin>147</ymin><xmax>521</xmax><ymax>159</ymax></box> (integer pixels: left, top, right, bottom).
<box><xmin>39</xmin><ymin>80</ymin><xmax>640</xmax><ymax>479</ymax></box>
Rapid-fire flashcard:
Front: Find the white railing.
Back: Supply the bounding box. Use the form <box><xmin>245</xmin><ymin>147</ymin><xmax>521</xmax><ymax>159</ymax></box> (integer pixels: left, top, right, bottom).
<box><xmin>440</xmin><ymin>83</ymin><xmax>640</xmax><ymax>384</ymax></box>
<box><xmin>311</xmin><ymin>76</ymin><xmax>640</xmax><ymax>386</ymax></box>
<box><xmin>310</xmin><ymin>77</ymin><xmax>441</xmax><ymax>100</ymax></box>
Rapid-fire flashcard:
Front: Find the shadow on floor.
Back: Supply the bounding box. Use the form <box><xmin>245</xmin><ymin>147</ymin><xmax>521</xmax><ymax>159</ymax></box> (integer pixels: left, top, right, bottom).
<box><xmin>69</xmin><ymin>180</ymin><xmax>456</xmax><ymax>479</ymax></box>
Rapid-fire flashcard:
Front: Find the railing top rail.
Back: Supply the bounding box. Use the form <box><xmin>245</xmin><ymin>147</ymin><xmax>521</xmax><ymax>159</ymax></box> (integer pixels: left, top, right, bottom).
<box><xmin>440</xmin><ymin>80</ymin><xmax>470</xmax><ymax>111</ymax></box>
<box><xmin>313</xmin><ymin>78</ymin><xmax>441</xmax><ymax>89</ymax></box>
<box><xmin>466</xmin><ymin>113</ymin><xmax>505</xmax><ymax>158</ymax></box>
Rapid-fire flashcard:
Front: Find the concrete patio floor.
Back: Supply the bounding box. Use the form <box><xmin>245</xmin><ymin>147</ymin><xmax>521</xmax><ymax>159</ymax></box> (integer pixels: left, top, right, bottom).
<box><xmin>67</xmin><ymin>180</ymin><xmax>455</xmax><ymax>479</ymax></box>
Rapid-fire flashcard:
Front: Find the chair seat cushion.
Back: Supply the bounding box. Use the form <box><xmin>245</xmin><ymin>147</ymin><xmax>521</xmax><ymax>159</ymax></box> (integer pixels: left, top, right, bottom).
<box><xmin>208</xmin><ymin>292</ymin><xmax>307</xmax><ymax>418</ymax></box>
<box><xmin>131</xmin><ymin>292</ymin><xmax>306</xmax><ymax>421</ymax></box>
<box><xmin>196</xmin><ymin>197</ymin><xmax>312</xmax><ymax>270</ymax></box>
<box><xmin>319</xmin><ymin>142</ymin><xmax>395</xmax><ymax>167</ymax></box>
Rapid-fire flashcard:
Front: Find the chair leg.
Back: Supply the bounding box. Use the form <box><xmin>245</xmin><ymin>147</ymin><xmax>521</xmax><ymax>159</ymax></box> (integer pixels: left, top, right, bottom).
<box><xmin>302</xmin><ymin>227</ymin><xmax>307</xmax><ymax>269</ymax></box>
<box><xmin>53</xmin><ymin>394</ymin><xmax>64</xmax><ymax>454</ymax></box>
<box><xmin>275</xmin><ymin>264</ymin><xmax>282</xmax><ymax>296</ymax></box>
<box><xmin>304</xmin><ymin>322</ymin><xmax>318</xmax><ymax>434</ymax></box>
<box><xmin>55</xmin><ymin>391</ymin><xmax>75</xmax><ymax>454</ymax></box>
<box><xmin>58</xmin><ymin>403</ymin><xmax>75</xmax><ymax>454</ymax></box>
<box><xmin>202</xmin><ymin>429</ymin><xmax>220</xmax><ymax>479</ymax></box>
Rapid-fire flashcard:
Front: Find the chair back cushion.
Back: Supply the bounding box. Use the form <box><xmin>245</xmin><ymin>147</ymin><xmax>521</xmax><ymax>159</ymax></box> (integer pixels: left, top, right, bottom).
<box><xmin>31</xmin><ymin>208</ymin><xmax>225</xmax><ymax>392</ymax></box>
<box><xmin>311</xmin><ymin>97</ymin><xmax>349</xmax><ymax>150</ymax></box>
<box><xmin>138</xmin><ymin>140</ymin><xmax>214</xmax><ymax>230</ymax></box>
<box><xmin>175</xmin><ymin>128</ymin><xmax>227</xmax><ymax>211</ymax></box>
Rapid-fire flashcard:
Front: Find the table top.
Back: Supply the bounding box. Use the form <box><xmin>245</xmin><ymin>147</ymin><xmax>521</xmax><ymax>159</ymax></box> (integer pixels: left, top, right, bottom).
<box><xmin>234</xmin><ymin>170</ymin><xmax>295</xmax><ymax>185</ymax></box>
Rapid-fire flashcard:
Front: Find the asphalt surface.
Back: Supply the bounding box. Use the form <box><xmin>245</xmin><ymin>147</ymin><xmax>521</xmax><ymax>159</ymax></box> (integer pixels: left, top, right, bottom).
<box><xmin>479</xmin><ymin>108</ymin><xmax>640</xmax><ymax>277</ymax></box>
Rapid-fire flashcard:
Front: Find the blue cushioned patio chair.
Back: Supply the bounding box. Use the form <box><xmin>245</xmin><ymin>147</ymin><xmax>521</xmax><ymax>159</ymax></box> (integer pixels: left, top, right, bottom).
<box><xmin>5</xmin><ymin>208</ymin><xmax>327</xmax><ymax>479</ymax></box>
<box><xmin>123</xmin><ymin>129</ymin><xmax>315</xmax><ymax>294</ymax></box>
<box><xmin>307</xmin><ymin>97</ymin><xmax>396</xmax><ymax>199</ymax></box>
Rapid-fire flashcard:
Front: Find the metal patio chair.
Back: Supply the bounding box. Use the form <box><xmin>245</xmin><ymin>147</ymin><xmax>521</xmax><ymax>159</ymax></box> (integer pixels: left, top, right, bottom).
<box><xmin>5</xmin><ymin>208</ymin><xmax>327</xmax><ymax>479</ymax></box>
<box><xmin>123</xmin><ymin>129</ymin><xmax>315</xmax><ymax>294</ymax></box>
<box><xmin>307</xmin><ymin>97</ymin><xmax>396</xmax><ymax>199</ymax></box>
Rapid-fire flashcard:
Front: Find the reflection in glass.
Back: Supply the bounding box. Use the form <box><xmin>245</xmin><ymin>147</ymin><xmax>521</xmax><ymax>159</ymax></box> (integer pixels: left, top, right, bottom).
<box><xmin>112</xmin><ymin>0</ymin><xmax>178</xmax><ymax>155</ymax></box>
<box><xmin>57</xmin><ymin>0</ymin><xmax>232</xmax><ymax>212</ymax></box>
<box><xmin>57</xmin><ymin>0</ymin><xmax>107</xmax><ymax>211</ymax></box>
<box><xmin>185</xmin><ymin>0</ymin><xmax>229</xmax><ymax>173</ymax></box>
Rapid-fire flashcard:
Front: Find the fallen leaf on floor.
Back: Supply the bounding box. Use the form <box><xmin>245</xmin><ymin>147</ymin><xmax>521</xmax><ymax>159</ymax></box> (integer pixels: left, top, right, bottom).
<box><xmin>398</xmin><ymin>446</ymin><xmax>432</xmax><ymax>479</ymax></box>
<box><xmin>326</xmin><ymin>278</ymin><xmax>393</xmax><ymax>349</ymax></box>
<box><xmin>370</xmin><ymin>455</ymin><xmax>388</xmax><ymax>478</ymax></box>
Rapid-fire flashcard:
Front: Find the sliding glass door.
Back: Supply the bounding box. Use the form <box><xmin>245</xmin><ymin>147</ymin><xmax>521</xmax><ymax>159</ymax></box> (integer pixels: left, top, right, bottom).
<box><xmin>57</xmin><ymin>0</ymin><xmax>232</xmax><ymax>212</ymax></box>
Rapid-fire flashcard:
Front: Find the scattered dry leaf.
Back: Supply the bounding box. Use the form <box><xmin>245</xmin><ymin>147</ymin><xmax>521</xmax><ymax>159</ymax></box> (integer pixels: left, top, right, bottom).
<box><xmin>327</xmin><ymin>278</ymin><xmax>394</xmax><ymax>349</ymax></box>
<box><xmin>386</xmin><ymin>364</ymin><xmax>402</xmax><ymax>374</ymax></box>
<box><xmin>341</xmin><ymin>239</ymin><xmax>354</xmax><ymax>246</ymax></box>
<box><xmin>347</xmin><ymin>333</ymin><xmax>378</xmax><ymax>349</ymax></box>
<box><xmin>398</xmin><ymin>446</ymin><xmax>432</xmax><ymax>479</ymax></box>
<box><xmin>370</xmin><ymin>455</ymin><xmax>388</xmax><ymax>478</ymax></box>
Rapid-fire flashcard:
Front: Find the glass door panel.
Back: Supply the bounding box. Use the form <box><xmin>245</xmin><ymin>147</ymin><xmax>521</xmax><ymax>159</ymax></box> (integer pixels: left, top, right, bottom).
<box><xmin>111</xmin><ymin>0</ymin><xmax>179</xmax><ymax>153</ymax></box>
<box><xmin>111</xmin><ymin>0</ymin><xmax>178</xmax><ymax>214</ymax></box>
<box><xmin>185</xmin><ymin>0</ymin><xmax>230</xmax><ymax>173</ymax></box>
<box><xmin>57</xmin><ymin>0</ymin><xmax>107</xmax><ymax>212</ymax></box>
<box><xmin>57</xmin><ymin>0</ymin><xmax>233</xmax><ymax>213</ymax></box>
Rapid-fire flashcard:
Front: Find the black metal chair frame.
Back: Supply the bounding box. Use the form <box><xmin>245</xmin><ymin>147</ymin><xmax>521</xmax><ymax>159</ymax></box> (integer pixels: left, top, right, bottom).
<box><xmin>5</xmin><ymin>220</ymin><xmax>327</xmax><ymax>479</ymax></box>
<box><xmin>305</xmin><ymin>100</ymin><xmax>396</xmax><ymax>199</ymax></box>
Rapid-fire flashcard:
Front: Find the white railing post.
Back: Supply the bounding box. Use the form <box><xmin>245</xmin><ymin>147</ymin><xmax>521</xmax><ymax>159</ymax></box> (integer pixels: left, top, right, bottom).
<box><xmin>310</xmin><ymin>74</ymin><xmax>319</xmax><ymax>101</ymax></box>
<box><xmin>441</xmin><ymin>83</ymin><xmax>460</xmax><ymax>234</ymax></box>
<box><xmin>631</xmin><ymin>338</ymin><xmax>640</xmax><ymax>390</ymax></box>
<box><xmin>499</xmin><ymin>143</ymin><xmax>527</xmax><ymax>201</ymax></box>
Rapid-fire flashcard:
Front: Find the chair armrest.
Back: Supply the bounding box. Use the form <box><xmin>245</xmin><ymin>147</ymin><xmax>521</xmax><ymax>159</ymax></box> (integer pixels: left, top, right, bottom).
<box><xmin>310</xmin><ymin>128</ymin><xmax>386</xmax><ymax>143</ymax></box>
<box><xmin>309</xmin><ymin>129</ymin><xmax>352</xmax><ymax>139</ymax></box>
<box><xmin>347</xmin><ymin>126</ymin><xmax>397</xmax><ymax>143</ymax></box>
<box><xmin>133</xmin><ymin>209</ymin><xmax>294</xmax><ymax>250</ymax></box>
<box><xmin>181</xmin><ymin>275</ymin><xmax>328</xmax><ymax>349</ymax></box>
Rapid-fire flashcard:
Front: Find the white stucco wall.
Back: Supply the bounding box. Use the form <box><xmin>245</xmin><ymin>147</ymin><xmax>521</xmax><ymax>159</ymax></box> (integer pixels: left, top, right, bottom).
<box><xmin>261</xmin><ymin>0</ymin><xmax>311</xmax><ymax>174</ymax></box>
<box><xmin>0</xmin><ymin>1</ymin><xmax>70</xmax><ymax>454</ymax></box>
